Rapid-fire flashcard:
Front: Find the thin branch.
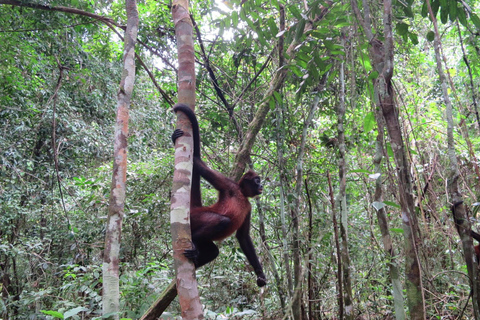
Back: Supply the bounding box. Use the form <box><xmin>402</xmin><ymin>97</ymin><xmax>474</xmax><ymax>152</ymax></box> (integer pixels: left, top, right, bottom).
<box><xmin>191</xmin><ymin>15</ymin><xmax>243</xmax><ymax>139</ymax></box>
<box><xmin>50</xmin><ymin>59</ymin><xmax>82</xmax><ymax>255</ymax></box>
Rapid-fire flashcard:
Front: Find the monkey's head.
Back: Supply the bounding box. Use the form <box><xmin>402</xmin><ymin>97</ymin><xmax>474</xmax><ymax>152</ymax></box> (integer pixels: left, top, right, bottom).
<box><xmin>239</xmin><ymin>170</ymin><xmax>263</xmax><ymax>197</ymax></box>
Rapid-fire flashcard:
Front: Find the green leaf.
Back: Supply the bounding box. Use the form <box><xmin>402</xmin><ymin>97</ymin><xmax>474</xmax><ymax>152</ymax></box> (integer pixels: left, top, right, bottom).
<box><xmin>426</xmin><ymin>31</ymin><xmax>435</xmax><ymax>42</ymax></box>
<box><xmin>397</xmin><ymin>23</ymin><xmax>408</xmax><ymax>35</ymax></box>
<box><xmin>421</xmin><ymin>1</ymin><xmax>428</xmax><ymax>17</ymax></box>
<box><xmin>350</xmin><ymin>169</ymin><xmax>373</xmax><ymax>174</ymax></box>
<box><xmin>269</xmin><ymin>96</ymin><xmax>275</xmax><ymax>110</ymax></box>
<box><xmin>295</xmin><ymin>19</ymin><xmax>306</xmax><ymax>42</ymax></box>
<box><xmin>363</xmin><ymin>111</ymin><xmax>375</xmax><ymax>132</ymax></box>
<box><xmin>386</xmin><ymin>143</ymin><xmax>393</xmax><ymax>157</ymax></box>
<box><xmin>440</xmin><ymin>6</ymin><xmax>449</xmax><ymax>24</ymax></box>
<box><xmin>471</xmin><ymin>13</ymin><xmax>480</xmax><ymax>30</ymax></box>
<box><xmin>273</xmin><ymin>91</ymin><xmax>282</xmax><ymax>103</ymax></box>
<box><xmin>432</xmin><ymin>0</ymin><xmax>440</xmax><ymax>17</ymax></box>
<box><xmin>390</xmin><ymin>228</ymin><xmax>404</xmax><ymax>234</ymax></box>
<box><xmin>64</xmin><ymin>307</ymin><xmax>89</xmax><ymax>319</ymax></box>
<box><xmin>384</xmin><ymin>201</ymin><xmax>401</xmax><ymax>208</ymax></box>
<box><xmin>267</xmin><ymin>17</ymin><xmax>278</xmax><ymax>37</ymax></box>
<box><xmin>457</xmin><ymin>7</ymin><xmax>467</xmax><ymax>26</ymax></box>
<box><xmin>41</xmin><ymin>310</ymin><xmax>64</xmax><ymax>319</ymax></box>
<box><xmin>408</xmin><ymin>32</ymin><xmax>419</xmax><ymax>45</ymax></box>
<box><xmin>288</xmin><ymin>4</ymin><xmax>302</xmax><ymax>20</ymax></box>
<box><xmin>231</xmin><ymin>11</ymin><xmax>238</xmax><ymax>28</ymax></box>
<box><xmin>449</xmin><ymin>1</ymin><xmax>457</xmax><ymax>21</ymax></box>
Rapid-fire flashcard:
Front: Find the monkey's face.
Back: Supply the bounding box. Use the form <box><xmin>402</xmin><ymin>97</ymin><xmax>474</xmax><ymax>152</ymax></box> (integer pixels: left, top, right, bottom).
<box><xmin>240</xmin><ymin>173</ymin><xmax>263</xmax><ymax>197</ymax></box>
<box><xmin>253</xmin><ymin>176</ymin><xmax>263</xmax><ymax>195</ymax></box>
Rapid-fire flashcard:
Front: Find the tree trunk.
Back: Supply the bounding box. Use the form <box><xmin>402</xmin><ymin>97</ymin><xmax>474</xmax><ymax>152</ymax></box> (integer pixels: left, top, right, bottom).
<box><xmin>328</xmin><ymin>172</ymin><xmax>344</xmax><ymax>319</ymax></box>
<box><xmin>336</xmin><ymin>52</ymin><xmax>354</xmax><ymax>320</ymax></box>
<box><xmin>102</xmin><ymin>1</ymin><xmax>138</xmax><ymax>318</ymax></box>
<box><xmin>426</xmin><ymin>0</ymin><xmax>480</xmax><ymax>316</ymax></box>
<box><xmin>170</xmin><ymin>0</ymin><xmax>203</xmax><ymax>318</ymax></box>
<box><xmin>372</xmin><ymin>108</ymin><xmax>406</xmax><ymax>320</ymax></box>
<box><xmin>290</xmin><ymin>97</ymin><xmax>320</xmax><ymax>320</ymax></box>
<box><xmin>350</xmin><ymin>0</ymin><xmax>425</xmax><ymax>317</ymax></box>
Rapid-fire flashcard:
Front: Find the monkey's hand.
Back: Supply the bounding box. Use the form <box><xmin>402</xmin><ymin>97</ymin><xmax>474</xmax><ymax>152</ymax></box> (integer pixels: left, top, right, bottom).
<box><xmin>256</xmin><ymin>273</ymin><xmax>267</xmax><ymax>287</ymax></box>
<box><xmin>183</xmin><ymin>245</ymin><xmax>200</xmax><ymax>268</ymax></box>
<box><xmin>171</xmin><ymin>129</ymin><xmax>184</xmax><ymax>145</ymax></box>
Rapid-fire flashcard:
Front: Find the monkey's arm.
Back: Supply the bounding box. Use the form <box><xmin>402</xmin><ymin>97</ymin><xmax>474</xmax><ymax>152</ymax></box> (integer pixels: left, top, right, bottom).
<box><xmin>193</xmin><ymin>157</ymin><xmax>236</xmax><ymax>192</ymax></box>
<box><xmin>236</xmin><ymin>213</ymin><xmax>266</xmax><ymax>287</ymax></box>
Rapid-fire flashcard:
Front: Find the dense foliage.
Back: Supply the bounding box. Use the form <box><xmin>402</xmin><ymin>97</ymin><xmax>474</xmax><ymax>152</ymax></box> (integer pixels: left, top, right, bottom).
<box><xmin>1</xmin><ymin>0</ymin><xmax>480</xmax><ymax>319</ymax></box>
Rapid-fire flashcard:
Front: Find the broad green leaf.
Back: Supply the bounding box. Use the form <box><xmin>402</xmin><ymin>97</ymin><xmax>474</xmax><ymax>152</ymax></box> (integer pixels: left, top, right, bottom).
<box><xmin>384</xmin><ymin>201</ymin><xmax>401</xmax><ymax>208</ymax></box>
<box><xmin>457</xmin><ymin>7</ymin><xmax>467</xmax><ymax>26</ymax></box>
<box><xmin>440</xmin><ymin>6</ymin><xmax>449</xmax><ymax>23</ymax></box>
<box><xmin>421</xmin><ymin>1</ymin><xmax>428</xmax><ymax>17</ymax></box>
<box><xmin>363</xmin><ymin>111</ymin><xmax>375</xmax><ymax>132</ymax></box>
<box><xmin>386</xmin><ymin>143</ymin><xmax>393</xmax><ymax>157</ymax></box>
<box><xmin>426</xmin><ymin>31</ymin><xmax>435</xmax><ymax>42</ymax></box>
<box><xmin>64</xmin><ymin>307</ymin><xmax>89</xmax><ymax>319</ymax></box>
<box><xmin>391</xmin><ymin>228</ymin><xmax>404</xmax><ymax>234</ymax></box>
<box><xmin>41</xmin><ymin>310</ymin><xmax>64</xmax><ymax>319</ymax></box>
<box><xmin>471</xmin><ymin>13</ymin><xmax>480</xmax><ymax>30</ymax></box>
<box><xmin>269</xmin><ymin>96</ymin><xmax>275</xmax><ymax>110</ymax></box>
<box><xmin>288</xmin><ymin>4</ymin><xmax>302</xmax><ymax>20</ymax></box>
<box><xmin>408</xmin><ymin>32</ymin><xmax>419</xmax><ymax>45</ymax></box>
<box><xmin>231</xmin><ymin>11</ymin><xmax>238</xmax><ymax>27</ymax></box>
<box><xmin>295</xmin><ymin>19</ymin><xmax>306</xmax><ymax>42</ymax></box>
<box><xmin>397</xmin><ymin>23</ymin><xmax>408</xmax><ymax>35</ymax></box>
<box><xmin>449</xmin><ymin>1</ymin><xmax>457</xmax><ymax>21</ymax></box>
<box><xmin>432</xmin><ymin>0</ymin><xmax>440</xmax><ymax>17</ymax></box>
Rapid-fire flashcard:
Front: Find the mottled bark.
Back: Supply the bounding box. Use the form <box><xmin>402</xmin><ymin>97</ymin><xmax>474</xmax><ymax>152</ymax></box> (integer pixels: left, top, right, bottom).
<box><xmin>170</xmin><ymin>0</ymin><xmax>203</xmax><ymax>318</ymax></box>
<box><xmin>102</xmin><ymin>1</ymin><xmax>138</xmax><ymax>319</ymax></box>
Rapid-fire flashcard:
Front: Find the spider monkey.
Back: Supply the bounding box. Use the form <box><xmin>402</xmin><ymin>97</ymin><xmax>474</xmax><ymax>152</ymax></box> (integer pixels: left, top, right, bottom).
<box><xmin>172</xmin><ymin>104</ymin><xmax>266</xmax><ymax>287</ymax></box>
<box><xmin>452</xmin><ymin>201</ymin><xmax>480</xmax><ymax>260</ymax></box>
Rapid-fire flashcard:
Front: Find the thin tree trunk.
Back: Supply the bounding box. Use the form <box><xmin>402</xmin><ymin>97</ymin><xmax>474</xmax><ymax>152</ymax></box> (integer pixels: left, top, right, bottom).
<box><xmin>255</xmin><ymin>196</ymin><xmax>286</xmax><ymax>310</ymax></box>
<box><xmin>276</xmin><ymin>101</ymin><xmax>294</xmax><ymax>297</ymax></box>
<box><xmin>141</xmin><ymin>0</ymin><xmax>203</xmax><ymax>318</ymax></box>
<box><xmin>290</xmin><ymin>97</ymin><xmax>320</xmax><ymax>320</ymax></box>
<box><xmin>102</xmin><ymin>1</ymin><xmax>138</xmax><ymax>318</ymax></box>
<box><xmin>169</xmin><ymin>0</ymin><xmax>203</xmax><ymax>318</ymax></box>
<box><xmin>305</xmin><ymin>179</ymin><xmax>316</xmax><ymax>320</ymax></box>
<box><xmin>336</xmin><ymin>52</ymin><xmax>354</xmax><ymax>320</ymax></box>
<box><xmin>426</xmin><ymin>0</ymin><xmax>480</xmax><ymax>316</ymax></box>
<box><xmin>274</xmin><ymin>5</ymin><xmax>293</xmax><ymax>304</ymax></box>
<box><xmin>327</xmin><ymin>172</ymin><xmax>343</xmax><ymax>320</ymax></box>
<box><xmin>378</xmin><ymin>1</ymin><xmax>425</xmax><ymax>317</ymax></box>
<box><xmin>372</xmin><ymin>108</ymin><xmax>406</xmax><ymax>320</ymax></box>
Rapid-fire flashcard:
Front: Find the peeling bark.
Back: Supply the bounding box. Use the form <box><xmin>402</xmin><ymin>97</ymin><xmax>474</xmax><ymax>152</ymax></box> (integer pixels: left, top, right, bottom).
<box><xmin>102</xmin><ymin>1</ymin><xmax>138</xmax><ymax>319</ymax></box>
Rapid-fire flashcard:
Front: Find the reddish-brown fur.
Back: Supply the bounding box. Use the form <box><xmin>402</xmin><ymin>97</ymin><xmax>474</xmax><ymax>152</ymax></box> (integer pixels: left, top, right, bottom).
<box><xmin>173</xmin><ymin>104</ymin><xmax>266</xmax><ymax>287</ymax></box>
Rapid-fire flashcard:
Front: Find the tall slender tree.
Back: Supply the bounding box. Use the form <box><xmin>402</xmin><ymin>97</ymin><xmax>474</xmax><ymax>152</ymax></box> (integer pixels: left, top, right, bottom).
<box><xmin>103</xmin><ymin>1</ymin><xmax>138</xmax><ymax>318</ymax></box>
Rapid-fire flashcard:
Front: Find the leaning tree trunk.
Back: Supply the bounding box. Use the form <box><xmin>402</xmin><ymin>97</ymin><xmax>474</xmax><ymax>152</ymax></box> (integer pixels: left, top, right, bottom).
<box><xmin>426</xmin><ymin>0</ymin><xmax>480</xmax><ymax>316</ymax></box>
<box><xmin>102</xmin><ymin>1</ymin><xmax>138</xmax><ymax>319</ymax></box>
